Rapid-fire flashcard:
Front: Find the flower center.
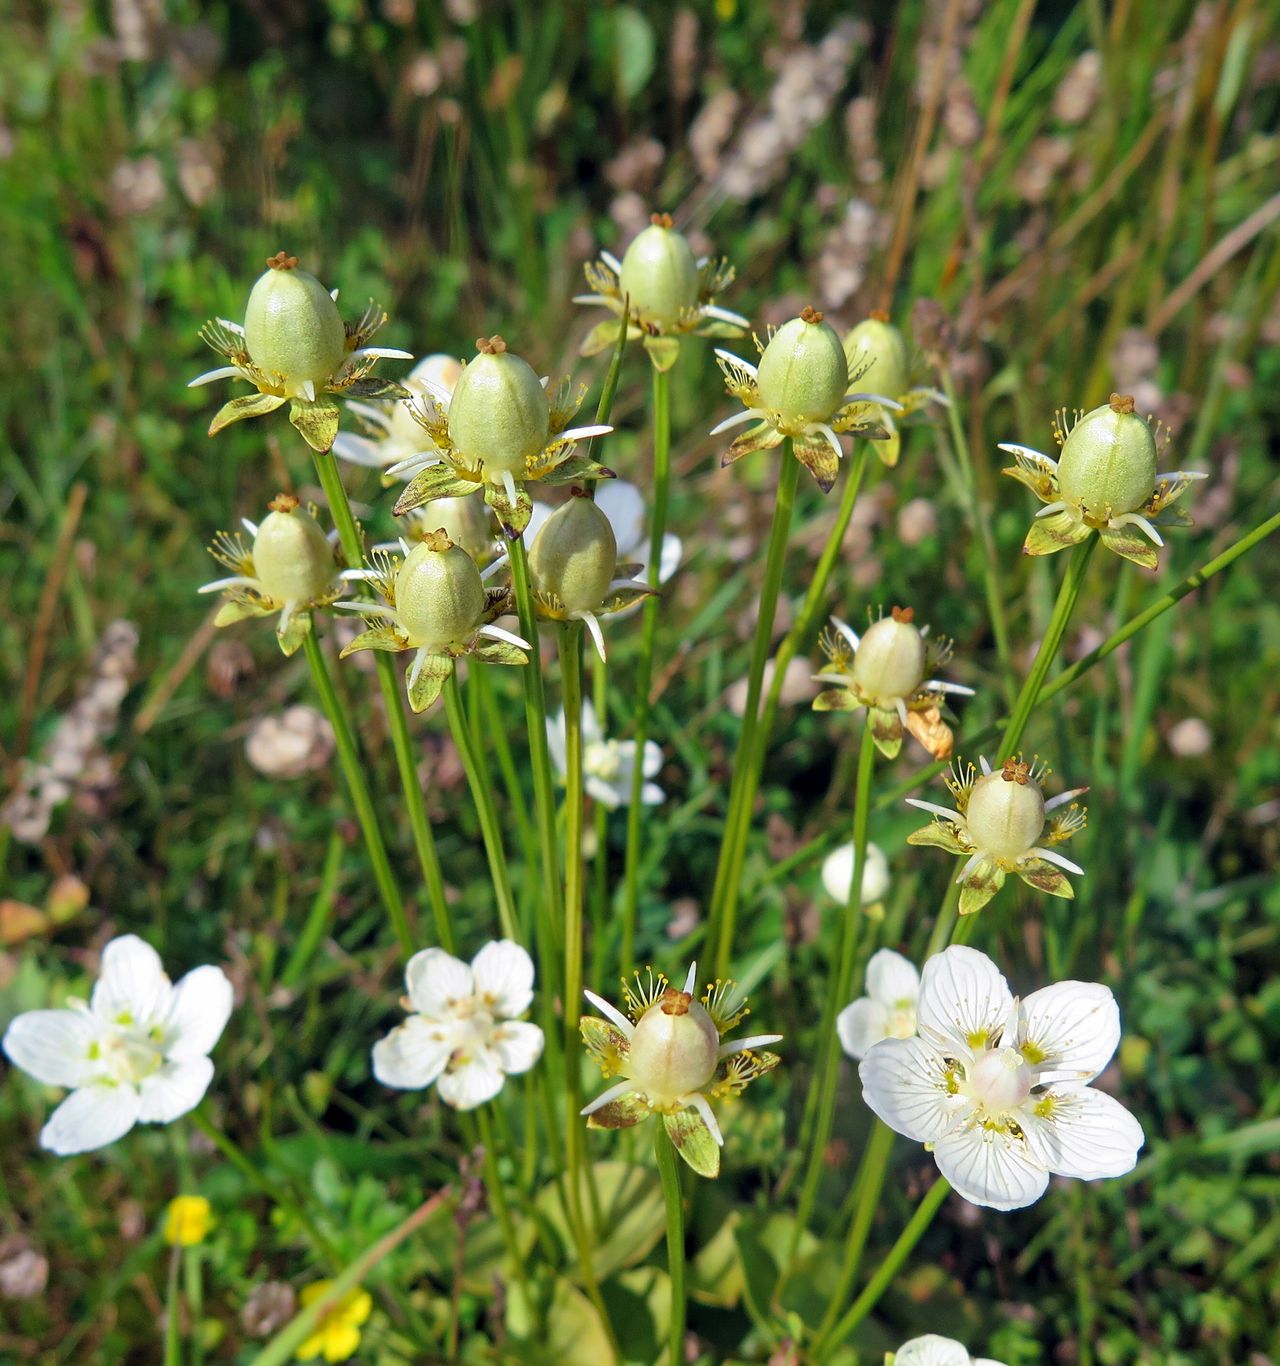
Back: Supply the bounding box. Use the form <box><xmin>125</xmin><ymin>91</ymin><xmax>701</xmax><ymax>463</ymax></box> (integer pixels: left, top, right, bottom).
<box><xmin>886</xmin><ymin>1003</ymin><xmax>917</xmax><ymax>1040</ymax></box>
<box><xmin>966</xmin><ymin>1046</ymin><xmax>1033</xmax><ymax>1113</ymax></box>
<box><xmin>584</xmin><ymin>739</ymin><xmax>622</xmax><ymax>784</ymax></box>
<box><xmin>95</xmin><ymin>1015</ymin><xmax>166</xmax><ymax>1085</ymax></box>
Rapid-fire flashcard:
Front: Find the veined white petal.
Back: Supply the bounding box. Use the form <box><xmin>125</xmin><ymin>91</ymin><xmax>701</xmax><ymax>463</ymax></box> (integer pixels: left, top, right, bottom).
<box><xmin>843</xmin><ymin>390</ymin><xmax>904</xmax><ymax>412</ymax></box>
<box><xmin>580</xmin><ymin>1078</ymin><xmax>635</xmax><ymax>1117</ymax></box>
<box><xmin>404</xmin><ymin>947</ymin><xmax>474</xmax><ymax>1017</ymax></box>
<box><xmin>331</xmin><ymin>433</ymin><xmax>391</xmax><ymax>468</ymax></box>
<box><xmin>580</xmin><ymin>611</ymin><xmax>607</xmax><ymax>663</ymax></box>
<box><xmin>488</xmin><ymin>1019</ymin><xmax>544</xmax><ymax>1074</ymax></box>
<box><xmin>600</xmin><ymin>250</ymin><xmax>623</xmax><ymax>274</ymax></box>
<box><xmin>477</xmin><ymin>623</ymin><xmax>532</xmax><ymax>651</ymax></box>
<box><xmin>300</xmin><ymin>380</ymin><xmax>316</xmax><ymax>403</ymax></box>
<box><xmin>470</xmin><ymin>941</ymin><xmax>535</xmax><ymax>1018</ymax></box>
<box><xmin>372</xmin><ymin>1016</ymin><xmax>455</xmax><ymax>1090</ymax></box>
<box><xmin>583</xmin><ymin>989</ymin><xmax>634</xmax><ymax>1039</ymax></box>
<box><xmin>714</xmin><ymin>348</ymin><xmax>756</xmax><ymax>377</ymax></box>
<box><xmin>717</xmin><ymin>1034</ymin><xmax>783</xmax><ymax>1057</ymax></box>
<box><xmin>3</xmin><ymin>1009</ymin><xmax>100</xmax><ymax>1088</ymax></box>
<box><xmin>859</xmin><ymin>1036</ymin><xmax>969</xmax><ymax>1143</ymax></box>
<box><xmin>932</xmin><ymin>1124</ymin><xmax>1050</xmax><ymax>1210</ymax></box>
<box><xmin>383</xmin><ymin>451</ymin><xmax>439</xmax><ymax>478</ymax></box>
<box><xmin>925</xmin><ymin>679</ymin><xmax>976</xmax><ymax>697</ymax></box>
<box><xmin>559</xmin><ymin>423</ymin><xmax>613</xmax><ymax>442</ymax></box>
<box><xmin>1035</xmin><ymin>500</ymin><xmax>1070</xmax><ymax>519</ymax></box>
<box><xmin>866</xmin><ymin>949</ymin><xmax>921</xmax><ymax>1010</ymax></box>
<box><xmin>164</xmin><ymin>966</ymin><xmax>234</xmax><ymax>1059</ymax></box>
<box><xmin>40</xmin><ymin>1085</ymin><xmax>141</xmax><ymax>1155</ymax></box>
<box><xmin>905</xmin><ymin>798</ymin><xmax>963</xmax><ymax>823</ymax></box>
<box><xmin>1017</xmin><ymin>981</ymin><xmax>1119</xmax><ymax>1080</ymax></box>
<box><xmin>1020</xmin><ymin>1086</ymin><xmax>1144</xmax><ymax>1180</ymax></box>
<box><xmin>1111</xmin><ymin>511</ymin><xmax>1163</xmax><ymax>546</ymax></box>
<box><xmin>91</xmin><ymin>936</ymin><xmax>171</xmax><ymax>1027</ymax></box>
<box><xmin>709</xmin><ymin>407</ymin><xmax>764</xmax><ymax>436</ymax></box>
<box><xmin>187</xmin><ymin>366</ymin><xmax>244</xmax><ymax>388</ymax></box>
<box><xmin>837</xmin><ymin>999</ymin><xmax>891</xmax><ymax>1060</ymax></box>
<box><xmin>332</xmin><ymin>601</ymin><xmax>397</xmax><ymax>619</ymax></box>
<box><xmin>998</xmin><ymin>442</ymin><xmax>1057</xmax><ymax>469</ymax></box>
<box><xmin>197</xmin><ymin>576</ymin><xmax>262</xmax><ymax>595</ymax></box>
<box><xmin>830</xmin><ymin>615</ymin><xmax>860</xmax><ymax>652</ymax></box>
<box><xmin>344</xmin><ymin>400</ymin><xmax>393</xmax><ymax>429</ymax></box>
<box><xmin>688</xmin><ymin>1092</ymin><xmax>724</xmax><ymax>1146</ymax></box>
<box><xmin>894</xmin><ymin>1335</ymin><xmax>972</xmax><ymax>1366</ymax></box>
<box><xmin>585</xmin><ymin>776</ymin><xmax>624</xmax><ymax>809</ymax></box>
<box><xmin>137</xmin><ymin>1058</ymin><xmax>215</xmax><ymax>1123</ymax></box>
<box><xmin>702</xmin><ymin>304</ymin><xmax>750</xmax><ymax>327</ymax></box>
<box><xmin>1044</xmin><ymin>786</ymin><xmax>1089</xmax><ymax>812</ymax></box>
<box><xmin>1028</xmin><ymin>846</ymin><xmax>1084</xmax><ymax>876</ymax></box>
<box><xmin>350</xmin><ymin>346</ymin><xmax>414</xmax><ymax>361</ymax></box>
<box><xmin>915</xmin><ymin>945</ymin><xmax>1014</xmax><ymax>1056</ymax></box>
<box><xmin>216</xmin><ymin>317</ymin><xmax>244</xmax><ymax>335</ymax></box>
<box><xmin>437</xmin><ymin>1052</ymin><xmax>506</xmax><ymax>1110</ymax></box>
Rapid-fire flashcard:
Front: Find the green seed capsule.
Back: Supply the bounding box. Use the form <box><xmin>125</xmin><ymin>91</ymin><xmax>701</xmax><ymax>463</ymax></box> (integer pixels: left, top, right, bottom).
<box><xmin>243</xmin><ymin>256</ymin><xmax>348</xmax><ymax>392</ymax></box>
<box><xmin>965</xmin><ymin>770</ymin><xmax>1045</xmax><ymax>862</ymax></box>
<box><xmin>627</xmin><ymin>992</ymin><xmax>720</xmax><ymax>1107</ymax></box>
<box><xmin>529</xmin><ymin>495</ymin><xmax>618</xmax><ymax>614</ymax></box>
<box><xmin>394</xmin><ymin>536</ymin><xmax>485</xmax><ymax>651</ymax></box>
<box><xmin>852</xmin><ymin>612</ymin><xmax>926</xmax><ymax>702</ymax></box>
<box><xmin>447</xmin><ymin>338</ymin><xmax>550</xmax><ymax>478</ymax></box>
<box><xmin>1056</xmin><ymin>394</ymin><xmax>1157</xmax><ymax>521</ymax></box>
<box><xmin>618</xmin><ymin>216</ymin><xmax>700</xmax><ymax>329</ymax></box>
<box><xmin>252</xmin><ymin>498</ymin><xmax>336</xmax><ymax>604</ymax></box>
<box><xmin>756</xmin><ymin>308</ymin><xmax>849</xmax><ymax>426</ymax></box>
<box><xmin>843</xmin><ymin>315</ymin><xmax>910</xmax><ymax>399</ymax></box>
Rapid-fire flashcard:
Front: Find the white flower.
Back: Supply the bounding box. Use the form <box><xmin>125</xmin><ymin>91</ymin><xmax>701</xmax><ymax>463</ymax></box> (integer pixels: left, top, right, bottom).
<box><xmin>333</xmin><ymin>353</ymin><xmax>462</xmax><ymax>473</ymax></box>
<box><xmin>891</xmin><ymin>1334</ymin><xmax>1007</xmax><ymax>1366</ymax></box>
<box><xmin>2</xmin><ymin>935</ymin><xmax>234</xmax><ymax>1156</ymax></box>
<box><xmin>837</xmin><ymin>948</ymin><xmax>919</xmax><ymax>1060</ymax></box>
<box><xmin>859</xmin><ymin>945</ymin><xmax>1144</xmax><ymax>1210</ymax></box>
<box><xmin>546</xmin><ymin>699</ymin><xmax>663</xmax><ymax>810</ymax></box>
<box><xmin>821</xmin><ymin>840</ymin><xmax>890</xmax><ymax>908</ymax></box>
<box><xmin>371</xmin><ymin>941</ymin><xmax>544</xmax><ymax>1110</ymax></box>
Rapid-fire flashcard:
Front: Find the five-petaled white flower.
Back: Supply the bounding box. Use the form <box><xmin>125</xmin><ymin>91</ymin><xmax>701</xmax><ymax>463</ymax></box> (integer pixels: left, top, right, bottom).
<box><xmin>859</xmin><ymin>945</ymin><xmax>1144</xmax><ymax>1210</ymax></box>
<box><xmin>2</xmin><ymin>935</ymin><xmax>234</xmax><ymax>1156</ymax></box>
<box><xmin>547</xmin><ymin>699</ymin><xmax>664</xmax><ymax>810</ymax></box>
<box><xmin>837</xmin><ymin>948</ymin><xmax>919</xmax><ymax>1060</ymax></box>
<box><xmin>890</xmin><ymin>1333</ymin><xmax>1007</xmax><ymax>1366</ymax></box>
<box><xmin>372</xmin><ymin>941</ymin><xmax>545</xmax><ymax>1110</ymax></box>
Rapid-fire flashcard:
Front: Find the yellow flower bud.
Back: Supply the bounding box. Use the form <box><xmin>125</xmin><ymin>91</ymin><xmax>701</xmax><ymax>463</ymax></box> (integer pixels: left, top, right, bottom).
<box><xmin>394</xmin><ymin>533</ymin><xmax>485</xmax><ymax>650</ymax></box>
<box><xmin>528</xmin><ymin>493</ymin><xmax>618</xmax><ymax>614</ymax></box>
<box><xmin>243</xmin><ymin>254</ymin><xmax>347</xmax><ymax>392</ymax></box>
<box><xmin>163</xmin><ymin>1195</ymin><xmax>214</xmax><ymax>1247</ymax></box>
<box><xmin>627</xmin><ymin>989</ymin><xmax>720</xmax><ymax>1107</ymax></box>
<box><xmin>965</xmin><ymin>765</ymin><xmax>1046</xmax><ymax>862</ymax></box>
<box><xmin>756</xmin><ymin>307</ymin><xmax>849</xmax><ymax>426</ymax></box>
<box><xmin>851</xmin><ymin>610</ymin><xmax>926</xmax><ymax>703</ymax></box>
<box><xmin>252</xmin><ymin>495</ymin><xmax>336</xmax><ymax>604</ymax></box>
<box><xmin>1056</xmin><ymin>394</ymin><xmax>1157</xmax><ymax>520</ymax></box>
<box><xmin>618</xmin><ymin>215</ymin><xmax>700</xmax><ymax>329</ymax></box>
<box><xmin>447</xmin><ymin>337</ymin><xmax>550</xmax><ymax>477</ymax></box>
<box><xmin>843</xmin><ymin>314</ymin><xmax>910</xmax><ymax>399</ymax></box>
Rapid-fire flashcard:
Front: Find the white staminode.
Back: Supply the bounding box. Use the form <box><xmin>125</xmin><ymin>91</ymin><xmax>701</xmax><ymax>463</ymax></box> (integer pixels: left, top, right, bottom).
<box><xmin>893</xmin><ymin>1333</ymin><xmax>1008</xmax><ymax>1366</ymax></box>
<box><xmin>837</xmin><ymin>948</ymin><xmax>919</xmax><ymax>1060</ymax></box>
<box><xmin>371</xmin><ymin>941</ymin><xmax>545</xmax><ymax>1110</ymax></box>
<box><xmin>2</xmin><ymin>935</ymin><xmax>234</xmax><ymax>1155</ymax></box>
<box><xmin>546</xmin><ymin>699</ymin><xmax>663</xmax><ymax>810</ymax></box>
<box><xmin>859</xmin><ymin>945</ymin><xmax>1144</xmax><ymax>1210</ymax></box>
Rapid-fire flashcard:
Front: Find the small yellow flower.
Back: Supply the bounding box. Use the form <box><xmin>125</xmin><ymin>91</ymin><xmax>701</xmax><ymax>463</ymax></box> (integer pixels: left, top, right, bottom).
<box><xmin>296</xmin><ymin>1281</ymin><xmax>373</xmax><ymax>1363</ymax></box>
<box><xmin>163</xmin><ymin>1195</ymin><xmax>214</xmax><ymax>1247</ymax></box>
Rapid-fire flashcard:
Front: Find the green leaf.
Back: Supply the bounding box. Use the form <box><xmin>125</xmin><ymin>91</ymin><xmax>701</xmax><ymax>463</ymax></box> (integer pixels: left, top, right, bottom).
<box><xmin>289</xmin><ymin>397</ymin><xmax>341</xmax><ymax>453</ymax></box>
<box><xmin>690</xmin><ymin>1210</ymin><xmax>745</xmax><ymax>1308</ymax></box>
<box><xmin>276</xmin><ymin>609</ymin><xmax>312</xmax><ymax>657</ymax></box>
<box><xmin>642</xmin><ymin>334</ymin><xmax>681</xmax><ymax>373</ymax></box>
<box><xmin>208</xmin><ymin>390</ymin><xmax>286</xmax><ymax>436</ymax></box>
<box><xmin>664</xmin><ymin>1108</ymin><xmax>721</xmax><ymax>1178</ymax></box>
<box><xmin>535</xmin><ymin>1161</ymin><xmax>664</xmax><ymax>1280</ymax></box>
<box><xmin>392</xmin><ymin>463</ymin><xmax>478</xmax><ymax>517</ymax></box>
<box><xmin>508</xmin><ymin>1275</ymin><xmax>613</xmax><ymax>1364</ymax></box>
<box><xmin>406</xmin><ymin>652</ymin><xmax>453</xmax><ymax>713</ymax></box>
<box><xmin>338</xmin><ymin>377</ymin><xmax>412</xmax><ymax>400</ymax></box>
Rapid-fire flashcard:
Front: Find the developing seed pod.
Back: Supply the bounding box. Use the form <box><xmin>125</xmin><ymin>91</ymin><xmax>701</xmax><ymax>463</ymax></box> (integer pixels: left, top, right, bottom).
<box><xmin>963</xmin><ymin>766</ymin><xmax>1046</xmax><ymax>862</ymax></box>
<box><xmin>843</xmin><ymin>314</ymin><xmax>910</xmax><ymax>399</ymax></box>
<box><xmin>618</xmin><ymin>215</ymin><xmax>700</xmax><ymax>330</ymax></box>
<box><xmin>251</xmin><ymin>496</ymin><xmax>337</xmax><ymax>604</ymax></box>
<box><xmin>394</xmin><ymin>534</ymin><xmax>485</xmax><ymax>651</ymax></box>
<box><xmin>528</xmin><ymin>493</ymin><xmax>618</xmax><ymax>614</ymax></box>
<box><xmin>626</xmin><ymin>989</ymin><xmax>721</xmax><ymax>1107</ymax></box>
<box><xmin>243</xmin><ymin>256</ymin><xmax>348</xmax><ymax>391</ymax></box>
<box><xmin>756</xmin><ymin>308</ymin><xmax>849</xmax><ymax>426</ymax></box>
<box><xmin>447</xmin><ymin>337</ymin><xmax>550</xmax><ymax>477</ymax></box>
<box><xmin>1056</xmin><ymin>394</ymin><xmax>1157</xmax><ymax>521</ymax></box>
<box><xmin>851</xmin><ymin>610</ymin><xmax>927</xmax><ymax>703</ymax></box>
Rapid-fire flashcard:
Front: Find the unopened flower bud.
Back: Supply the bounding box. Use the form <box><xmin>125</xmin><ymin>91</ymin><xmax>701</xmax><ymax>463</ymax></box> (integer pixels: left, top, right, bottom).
<box><xmin>627</xmin><ymin>989</ymin><xmax>720</xmax><ymax>1105</ymax></box>
<box><xmin>843</xmin><ymin>314</ymin><xmax>910</xmax><ymax>399</ymax></box>
<box><xmin>394</xmin><ymin>532</ymin><xmax>485</xmax><ymax>650</ymax></box>
<box><xmin>1057</xmin><ymin>394</ymin><xmax>1157</xmax><ymax>520</ymax></box>
<box><xmin>756</xmin><ymin>308</ymin><xmax>849</xmax><ymax>425</ymax></box>
<box><xmin>252</xmin><ymin>495</ymin><xmax>335</xmax><ymax>603</ymax></box>
<box><xmin>851</xmin><ymin>609</ymin><xmax>926</xmax><ymax>702</ymax></box>
<box><xmin>447</xmin><ymin>337</ymin><xmax>550</xmax><ymax>476</ymax></box>
<box><xmin>243</xmin><ymin>254</ymin><xmax>347</xmax><ymax>390</ymax></box>
<box><xmin>528</xmin><ymin>493</ymin><xmax>618</xmax><ymax>614</ymax></box>
<box><xmin>964</xmin><ymin>763</ymin><xmax>1045</xmax><ymax>861</ymax></box>
<box><xmin>618</xmin><ymin>215</ymin><xmax>700</xmax><ymax>329</ymax></box>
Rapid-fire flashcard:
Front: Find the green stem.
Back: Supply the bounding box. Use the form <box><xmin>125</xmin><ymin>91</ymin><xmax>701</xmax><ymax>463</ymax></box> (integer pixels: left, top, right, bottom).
<box><xmin>281</xmin><ymin>827</ymin><xmax>344</xmax><ymax>990</ymax></box>
<box><xmin>476</xmin><ymin>663</ymin><xmax>539</xmax><ymax>911</ymax></box>
<box><xmin>475</xmin><ymin>1106</ymin><xmax>533</xmax><ymax>1314</ymax></box>
<box><xmin>164</xmin><ymin>1246</ymin><xmax>182</xmax><ymax>1366</ymax></box>
<box><xmin>301</xmin><ymin>630</ymin><xmax>413</xmax><ymax>957</ymax></box>
<box><xmin>823</xmin><ymin>1176</ymin><xmax>951</xmax><ymax>1350</ymax></box>
<box><xmin>621</xmin><ymin>362</ymin><xmax>671</xmax><ymax>972</ymax></box>
<box><xmin>591</xmin><ymin>649</ymin><xmax>611</xmax><ymax>985</ymax></box>
<box><xmin>654</xmin><ymin>1124</ymin><xmax>687</xmax><ymax>1366</ymax></box>
<box><xmin>709</xmin><ymin>446</ymin><xmax>803</xmax><ymax>979</ymax></box>
<box><xmin>311</xmin><ymin>447</ymin><xmax>451</xmax><ymax>950</ymax></box>
<box><xmin>443</xmin><ymin>671</ymin><xmax>520</xmax><ymax>943</ymax></box>
<box><xmin>999</xmin><ymin>537</ymin><xmax>1097</xmax><ymax>760</ymax></box>
<box><xmin>184</xmin><ymin>1245</ymin><xmax>204</xmax><ymax>1366</ymax></box>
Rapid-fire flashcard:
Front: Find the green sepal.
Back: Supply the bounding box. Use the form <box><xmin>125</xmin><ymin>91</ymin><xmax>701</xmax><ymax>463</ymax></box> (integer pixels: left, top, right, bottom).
<box><xmin>868</xmin><ymin>706</ymin><xmax>904</xmax><ymax>759</ymax></box>
<box><xmin>580</xmin><ymin>1016</ymin><xmax>630</xmax><ymax>1075</ymax></box>
<box><xmin>338</xmin><ymin>624</ymin><xmax>405</xmax><ymax>657</ymax></box>
<box><xmin>877</xmin><ymin>423</ymin><xmax>902</xmax><ymax>469</ymax></box>
<box><xmin>407</xmin><ymin>653</ymin><xmax>454</xmax><ymax>713</ymax></box>
<box><xmin>959</xmin><ymin>859</ymin><xmax>1006</xmax><ymax>916</ymax></box>
<box><xmin>486</xmin><ymin>481</ymin><xmax>533</xmax><ymax>540</ymax></box>
<box><xmin>792</xmin><ymin>436</ymin><xmax>839</xmax><ymax>494</ymax></box>
<box><xmin>907</xmin><ymin>821</ymin><xmax>968</xmax><ymax>855</ymax></box>
<box><xmin>643</xmin><ymin>334</ymin><xmax>681</xmax><ymax>373</ymax></box>
<box><xmin>580</xmin><ymin>318</ymin><xmax>626</xmax><ymax>358</ymax></box>
<box><xmin>276</xmin><ymin>609</ymin><xmax>312</xmax><ymax>657</ymax></box>
<box><xmin>1002</xmin><ymin>455</ymin><xmax>1058</xmax><ymax>502</ymax></box>
<box><xmin>811</xmin><ymin>687</ymin><xmax>860</xmax><ymax>713</ymax></box>
<box><xmin>586</xmin><ymin>1092</ymin><xmax>650</xmax><ymax>1130</ymax></box>
<box><xmin>1023</xmin><ymin>510</ymin><xmax>1092</xmax><ymax>557</ymax></box>
<box><xmin>473</xmin><ymin>638</ymin><xmax>529</xmax><ymax>667</ymax></box>
<box><xmin>289</xmin><ymin>397</ymin><xmax>341</xmax><ymax>453</ymax></box>
<box><xmin>538</xmin><ymin>453</ymin><xmax>617</xmax><ymax>487</ymax></box>
<box><xmin>722</xmin><ymin>421</ymin><xmax>783</xmax><ymax>467</ymax></box>
<box><xmin>338</xmin><ymin>377</ymin><xmax>412</xmax><ymax>400</ymax></box>
<box><xmin>208</xmin><ymin>391</ymin><xmax>287</xmax><ymax>436</ymax></box>
<box><xmin>1018</xmin><ymin>860</ymin><xmax>1075</xmax><ymax>899</ymax></box>
<box><xmin>664</xmin><ymin>1109</ymin><xmax>721</xmax><ymax>1179</ymax></box>
<box><xmin>1099</xmin><ymin>524</ymin><xmax>1159</xmax><ymax>570</ymax></box>
<box><xmin>601</xmin><ymin>584</ymin><xmax>654</xmax><ymax>614</ymax></box>
<box><xmin>213</xmin><ymin>597</ymin><xmax>272</xmax><ymax>627</ymax></box>
<box><xmin>392</xmin><ymin>463</ymin><xmax>479</xmax><ymax>518</ymax></box>
<box><xmin>482</xmin><ymin>586</ymin><xmax>513</xmax><ymax>620</ymax></box>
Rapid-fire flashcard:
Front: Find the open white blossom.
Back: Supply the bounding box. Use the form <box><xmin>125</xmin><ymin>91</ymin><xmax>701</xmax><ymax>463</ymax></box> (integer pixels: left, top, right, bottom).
<box><xmin>547</xmin><ymin>699</ymin><xmax>663</xmax><ymax>810</ymax></box>
<box><xmin>821</xmin><ymin>840</ymin><xmax>890</xmax><ymax>908</ymax></box>
<box><xmin>371</xmin><ymin>941</ymin><xmax>544</xmax><ymax>1110</ymax></box>
<box><xmin>2</xmin><ymin>935</ymin><xmax>233</xmax><ymax>1156</ymax></box>
<box><xmin>859</xmin><ymin>945</ymin><xmax>1144</xmax><ymax>1210</ymax></box>
<box><xmin>891</xmin><ymin>1334</ymin><xmax>1006</xmax><ymax>1366</ymax></box>
<box><xmin>837</xmin><ymin>948</ymin><xmax>919</xmax><ymax>1060</ymax></box>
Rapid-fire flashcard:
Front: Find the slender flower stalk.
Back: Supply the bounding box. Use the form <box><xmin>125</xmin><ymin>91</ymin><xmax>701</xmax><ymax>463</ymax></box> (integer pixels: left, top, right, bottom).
<box><xmin>622</xmin><ymin>362</ymin><xmax>671</xmax><ymax>971</ymax></box>
<box><xmin>654</xmin><ymin>1124</ymin><xmax>687</xmax><ymax>1366</ymax></box>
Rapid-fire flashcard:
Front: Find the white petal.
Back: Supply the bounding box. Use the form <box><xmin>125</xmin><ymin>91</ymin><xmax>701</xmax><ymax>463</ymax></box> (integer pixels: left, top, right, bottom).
<box><xmin>717</xmin><ymin>1033</ymin><xmax>783</xmax><ymax>1057</ymax></box>
<box><xmin>350</xmin><ymin>346</ymin><xmax>414</xmax><ymax>361</ymax></box>
<box><xmin>579</xmin><ymin>698</ymin><xmax>604</xmax><ymax>745</ymax></box>
<box><xmin>688</xmin><ymin>1092</ymin><xmax>724</xmax><ymax>1146</ymax></box>
<box><xmin>997</xmin><ymin>442</ymin><xmax>1057</xmax><ymax>470</ymax></box>
<box><xmin>331</xmin><ymin>433</ymin><xmax>392</xmax><ymax>468</ymax></box>
<box><xmin>187</xmin><ymin>366</ymin><xmax>243</xmax><ymax>388</ymax></box>
<box><xmin>91</xmin><ymin>936</ymin><xmax>171</xmax><ymax>1026</ymax></box>
<box><xmin>821</xmin><ymin>842</ymin><xmax>890</xmax><ymax>907</ymax></box>
<box><xmin>404</xmin><ymin>948</ymin><xmax>474</xmax><ymax>1016</ymax></box>
<box><xmin>600</xmin><ymin>250</ymin><xmax>623</xmax><ymax>274</ymax></box>
<box><xmin>372</xmin><ymin>1016</ymin><xmax>456</xmax><ymax>1090</ymax></box>
<box><xmin>559</xmin><ymin>423</ymin><xmax>613</xmax><ymax>443</ymax></box>
<box><xmin>657</xmin><ymin>533</ymin><xmax>682</xmax><ymax>584</ymax></box>
<box><xmin>487</xmin><ymin>1020</ymin><xmax>544</xmax><ymax>1075</ymax></box>
<box><xmin>894</xmin><ymin>1336</ymin><xmax>972</xmax><ymax>1366</ymax></box>
<box><xmin>713</xmin><ymin>348</ymin><xmax>756</xmax><ymax>376</ymax></box>
<box><xmin>477</xmin><ymin>623</ymin><xmax>531</xmax><ymax>650</ymax></box>
<box><xmin>932</xmin><ymin>1124</ymin><xmax>1051</xmax><ymax>1211</ymax></box>
<box><xmin>1044</xmin><ymin>786</ymin><xmax>1088</xmax><ymax>812</ymax></box>
<box><xmin>40</xmin><ymin>1085</ymin><xmax>141</xmax><ymax>1155</ymax></box>
<box><xmin>163</xmin><ymin>966</ymin><xmax>234</xmax><ymax>1060</ymax></box>
<box><xmin>916</xmin><ymin>946</ymin><xmax>1014</xmax><ymax>1056</ymax></box>
<box><xmin>581</xmin><ymin>1079</ymin><xmax>634</xmax><ymax>1117</ymax></box>
<box><xmin>583</xmin><ymin>989</ymin><xmax>635</xmax><ymax>1038</ymax></box>
<box><xmin>594</xmin><ymin>480</ymin><xmax>646</xmax><ymax>557</ymax></box>
<box><xmin>837</xmin><ymin>999</ymin><xmax>890</xmax><ymax>1060</ymax></box>
<box><xmin>830</xmin><ymin>615</ymin><xmax>860</xmax><ymax>652</ymax></box>
<box><xmin>842</xmin><ymin>390</ymin><xmax>903</xmax><ymax>412</ymax></box>
<box><xmin>137</xmin><ymin>1058</ymin><xmax>214</xmax><ymax>1123</ymax></box>
<box><xmin>545</xmin><ymin>709</ymin><xmax>568</xmax><ymax>776</ymax></box>
<box><xmin>1027</xmin><ymin>846</ymin><xmax>1084</xmax><ymax>876</ymax></box>
<box><xmin>585</xmin><ymin>776</ymin><xmax>623</xmax><ymax>809</ymax></box>
<box><xmin>701</xmin><ymin>304</ymin><xmax>750</xmax><ymax>327</ymax></box>
<box><xmin>470</xmin><ymin>941</ymin><xmax>535</xmax><ymax>1017</ymax></box>
<box><xmin>640</xmin><ymin>782</ymin><xmax>664</xmax><ymax>805</ymax></box>
<box><xmin>524</xmin><ymin>501</ymin><xmax>553</xmax><ymax>546</ymax></box>
<box><xmin>682</xmin><ymin>963</ymin><xmax>698</xmax><ymax>994</ymax></box>
<box><xmin>865</xmin><ymin>949</ymin><xmax>920</xmax><ymax>1010</ymax></box>
<box><xmin>1020</xmin><ymin>1087</ymin><xmax>1144</xmax><ymax>1180</ymax></box>
<box><xmin>437</xmin><ymin>1053</ymin><xmax>506</xmax><ymax>1110</ymax></box>
<box><xmin>709</xmin><ymin>407</ymin><xmax>764</xmax><ymax>436</ymax></box>
<box><xmin>3</xmin><ymin>1009</ymin><xmax>99</xmax><ymax>1088</ymax></box>
<box><xmin>580</xmin><ymin>611</ymin><xmax>607</xmax><ymax>663</ymax></box>
<box><xmin>858</xmin><ymin>1036</ymin><xmax>968</xmax><ymax>1143</ymax></box>
<box><xmin>1018</xmin><ymin>981</ymin><xmax>1119</xmax><ymax>1080</ymax></box>
<box><xmin>1111</xmin><ymin>511</ymin><xmax>1162</xmax><ymax>546</ymax></box>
